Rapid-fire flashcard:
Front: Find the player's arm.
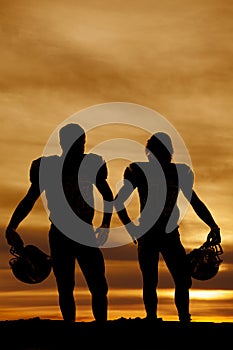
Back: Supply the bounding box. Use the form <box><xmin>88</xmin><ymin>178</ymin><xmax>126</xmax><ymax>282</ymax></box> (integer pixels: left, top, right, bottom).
<box><xmin>5</xmin><ymin>183</ymin><xmax>41</xmax><ymax>247</ymax></box>
<box><xmin>114</xmin><ymin>182</ymin><xmax>138</xmax><ymax>244</ymax></box>
<box><xmin>5</xmin><ymin>157</ymin><xmax>42</xmax><ymax>248</ymax></box>
<box><xmin>94</xmin><ymin>159</ymin><xmax>114</xmax><ymax>228</ymax></box>
<box><xmin>114</xmin><ymin>165</ymin><xmax>138</xmax><ymax>243</ymax></box>
<box><xmin>94</xmin><ymin>167</ymin><xmax>114</xmax><ymax>246</ymax></box>
<box><xmin>114</xmin><ymin>181</ymin><xmax>134</xmax><ymax>225</ymax></box>
<box><xmin>190</xmin><ymin>190</ymin><xmax>221</xmax><ymax>244</ymax></box>
<box><xmin>180</xmin><ymin>164</ymin><xmax>220</xmax><ymax>245</ymax></box>
<box><xmin>95</xmin><ymin>179</ymin><xmax>114</xmax><ymax>228</ymax></box>
<box><xmin>114</xmin><ymin>164</ymin><xmax>137</xmax><ymax>225</ymax></box>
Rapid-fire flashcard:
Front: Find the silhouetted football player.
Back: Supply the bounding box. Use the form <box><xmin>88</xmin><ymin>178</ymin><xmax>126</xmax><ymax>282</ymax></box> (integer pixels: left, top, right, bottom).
<box><xmin>115</xmin><ymin>132</ymin><xmax>221</xmax><ymax>322</ymax></box>
<box><xmin>6</xmin><ymin>123</ymin><xmax>113</xmax><ymax>322</ymax></box>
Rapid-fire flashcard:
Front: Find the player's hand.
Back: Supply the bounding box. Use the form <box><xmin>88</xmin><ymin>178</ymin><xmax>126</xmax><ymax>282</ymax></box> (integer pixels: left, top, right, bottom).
<box><xmin>207</xmin><ymin>227</ymin><xmax>221</xmax><ymax>246</ymax></box>
<box><xmin>95</xmin><ymin>226</ymin><xmax>110</xmax><ymax>247</ymax></box>
<box><xmin>5</xmin><ymin>227</ymin><xmax>24</xmax><ymax>251</ymax></box>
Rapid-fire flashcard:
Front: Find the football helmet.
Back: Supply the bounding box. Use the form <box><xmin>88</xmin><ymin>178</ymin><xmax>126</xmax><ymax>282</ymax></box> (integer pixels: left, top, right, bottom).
<box><xmin>187</xmin><ymin>241</ymin><xmax>223</xmax><ymax>280</ymax></box>
<box><xmin>9</xmin><ymin>244</ymin><xmax>52</xmax><ymax>284</ymax></box>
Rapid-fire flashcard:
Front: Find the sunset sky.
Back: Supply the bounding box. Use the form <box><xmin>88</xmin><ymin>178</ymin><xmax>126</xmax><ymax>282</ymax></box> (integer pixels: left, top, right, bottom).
<box><xmin>0</xmin><ymin>0</ymin><xmax>233</xmax><ymax>323</ymax></box>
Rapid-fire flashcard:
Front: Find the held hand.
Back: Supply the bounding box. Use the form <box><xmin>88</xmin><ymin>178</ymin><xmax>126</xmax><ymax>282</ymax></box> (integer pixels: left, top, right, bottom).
<box><xmin>207</xmin><ymin>227</ymin><xmax>221</xmax><ymax>246</ymax></box>
<box><xmin>5</xmin><ymin>227</ymin><xmax>24</xmax><ymax>250</ymax></box>
<box><xmin>95</xmin><ymin>226</ymin><xmax>110</xmax><ymax>247</ymax></box>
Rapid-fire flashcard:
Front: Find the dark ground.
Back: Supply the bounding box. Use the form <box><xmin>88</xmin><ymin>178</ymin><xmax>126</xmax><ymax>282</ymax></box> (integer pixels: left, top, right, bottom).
<box><xmin>0</xmin><ymin>317</ymin><xmax>232</xmax><ymax>349</ymax></box>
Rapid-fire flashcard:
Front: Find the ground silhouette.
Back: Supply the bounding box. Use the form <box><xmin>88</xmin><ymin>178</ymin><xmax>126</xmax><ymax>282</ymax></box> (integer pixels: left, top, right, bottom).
<box><xmin>0</xmin><ymin>317</ymin><xmax>232</xmax><ymax>349</ymax></box>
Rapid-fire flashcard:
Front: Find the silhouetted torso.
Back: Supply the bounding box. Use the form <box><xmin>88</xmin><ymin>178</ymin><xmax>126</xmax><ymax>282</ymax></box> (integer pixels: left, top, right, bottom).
<box><xmin>30</xmin><ymin>153</ymin><xmax>107</xmax><ymax>225</ymax></box>
<box><xmin>123</xmin><ymin>161</ymin><xmax>193</xmax><ymax>235</ymax></box>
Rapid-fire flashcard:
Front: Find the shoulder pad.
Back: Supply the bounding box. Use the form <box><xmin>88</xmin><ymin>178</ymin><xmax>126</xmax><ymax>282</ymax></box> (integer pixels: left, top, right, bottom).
<box><xmin>29</xmin><ymin>157</ymin><xmax>42</xmax><ymax>184</ymax></box>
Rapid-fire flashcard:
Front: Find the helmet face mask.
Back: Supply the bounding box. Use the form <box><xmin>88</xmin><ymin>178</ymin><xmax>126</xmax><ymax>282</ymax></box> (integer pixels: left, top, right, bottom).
<box><xmin>187</xmin><ymin>242</ymin><xmax>223</xmax><ymax>281</ymax></box>
<box><xmin>9</xmin><ymin>245</ymin><xmax>52</xmax><ymax>284</ymax></box>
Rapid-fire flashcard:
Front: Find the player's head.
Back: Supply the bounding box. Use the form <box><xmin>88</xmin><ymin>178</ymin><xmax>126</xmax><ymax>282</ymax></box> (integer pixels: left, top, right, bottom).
<box><xmin>146</xmin><ymin>132</ymin><xmax>173</xmax><ymax>164</ymax></box>
<box><xmin>59</xmin><ymin>123</ymin><xmax>86</xmax><ymax>155</ymax></box>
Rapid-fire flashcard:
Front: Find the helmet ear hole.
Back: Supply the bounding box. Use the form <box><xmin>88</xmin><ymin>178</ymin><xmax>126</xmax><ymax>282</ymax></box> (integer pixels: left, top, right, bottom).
<box><xmin>187</xmin><ymin>242</ymin><xmax>223</xmax><ymax>281</ymax></box>
<box><xmin>9</xmin><ymin>245</ymin><xmax>52</xmax><ymax>284</ymax></box>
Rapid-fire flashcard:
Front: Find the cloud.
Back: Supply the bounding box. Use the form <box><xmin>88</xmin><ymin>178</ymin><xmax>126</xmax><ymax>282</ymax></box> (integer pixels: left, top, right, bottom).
<box><xmin>0</xmin><ymin>0</ymin><xmax>232</xmax><ymax>321</ymax></box>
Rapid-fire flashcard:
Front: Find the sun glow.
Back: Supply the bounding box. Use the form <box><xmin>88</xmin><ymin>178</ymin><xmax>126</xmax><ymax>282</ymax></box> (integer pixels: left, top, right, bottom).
<box><xmin>190</xmin><ymin>289</ymin><xmax>233</xmax><ymax>300</ymax></box>
<box><xmin>0</xmin><ymin>288</ymin><xmax>232</xmax><ymax>322</ymax></box>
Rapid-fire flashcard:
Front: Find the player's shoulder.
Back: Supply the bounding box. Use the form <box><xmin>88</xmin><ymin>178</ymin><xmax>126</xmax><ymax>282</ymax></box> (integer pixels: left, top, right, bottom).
<box><xmin>124</xmin><ymin>162</ymin><xmax>147</xmax><ymax>178</ymax></box>
<box><xmin>29</xmin><ymin>156</ymin><xmax>42</xmax><ymax>175</ymax></box>
<box><xmin>84</xmin><ymin>153</ymin><xmax>105</xmax><ymax>167</ymax></box>
<box><xmin>30</xmin><ymin>156</ymin><xmax>42</xmax><ymax>167</ymax></box>
<box><xmin>175</xmin><ymin>162</ymin><xmax>192</xmax><ymax>173</ymax></box>
<box><xmin>29</xmin><ymin>155</ymin><xmax>59</xmax><ymax>182</ymax></box>
<box><xmin>29</xmin><ymin>157</ymin><xmax>42</xmax><ymax>183</ymax></box>
<box><xmin>175</xmin><ymin>163</ymin><xmax>194</xmax><ymax>180</ymax></box>
<box><xmin>31</xmin><ymin>155</ymin><xmax>59</xmax><ymax>168</ymax></box>
<box><xmin>85</xmin><ymin>152</ymin><xmax>104</xmax><ymax>161</ymax></box>
<box><xmin>128</xmin><ymin>161</ymin><xmax>148</xmax><ymax>172</ymax></box>
<box><xmin>81</xmin><ymin>153</ymin><xmax>106</xmax><ymax>173</ymax></box>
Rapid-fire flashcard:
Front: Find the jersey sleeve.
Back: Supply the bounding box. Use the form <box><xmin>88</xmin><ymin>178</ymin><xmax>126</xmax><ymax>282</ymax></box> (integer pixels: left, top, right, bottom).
<box><xmin>85</xmin><ymin>153</ymin><xmax>108</xmax><ymax>184</ymax></box>
<box><xmin>29</xmin><ymin>157</ymin><xmax>42</xmax><ymax>185</ymax></box>
<box><xmin>177</xmin><ymin>163</ymin><xmax>194</xmax><ymax>200</ymax></box>
<box><xmin>96</xmin><ymin>158</ymin><xmax>108</xmax><ymax>182</ymax></box>
<box><xmin>123</xmin><ymin>163</ymin><xmax>138</xmax><ymax>189</ymax></box>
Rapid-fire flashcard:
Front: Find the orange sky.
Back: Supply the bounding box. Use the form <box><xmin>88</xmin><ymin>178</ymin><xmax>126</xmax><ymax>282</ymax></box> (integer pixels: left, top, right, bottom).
<box><xmin>0</xmin><ymin>0</ymin><xmax>233</xmax><ymax>322</ymax></box>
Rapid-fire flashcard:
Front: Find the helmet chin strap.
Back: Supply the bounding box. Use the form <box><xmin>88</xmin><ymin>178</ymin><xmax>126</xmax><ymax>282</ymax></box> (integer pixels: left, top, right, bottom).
<box><xmin>10</xmin><ymin>245</ymin><xmax>24</xmax><ymax>257</ymax></box>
